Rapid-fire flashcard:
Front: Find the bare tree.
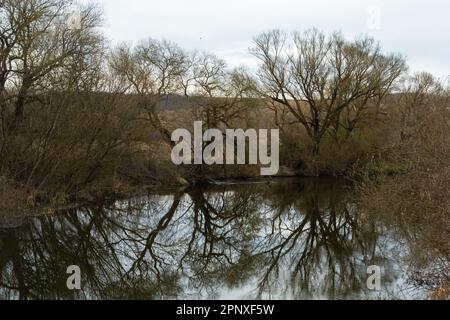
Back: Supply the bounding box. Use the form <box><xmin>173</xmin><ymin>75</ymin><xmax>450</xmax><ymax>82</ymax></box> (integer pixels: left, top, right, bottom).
<box><xmin>397</xmin><ymin>72</ymin><xmax>444</xmax><ymax>142</ymax></box>
<box><xmin>110</xmin><ymin>42</ymin><xmax>255</xmax><ymax>142</ymax></box>
<box><xmin>109</xmin><ymin>39</ymin><xmax>188</xmax><ymax>146</ymax></box>
<box><xmin>188</xmin><ymin>52</ymin><xmax>256</xmax><ymax>128</ymax></box>
<box><xmin>251</xmin><ymin>29</ymin><xmax>406</xmax><ymax>156</ymax></box>
<box><xmin>0</xmin><ymin>0</ymin><xmax>103</xmax><ymax>128</ymax></box>
<box><xmin>109</xmin><ymin>41</ymin><xmax>257</xmax><ymax>182</ymax></box>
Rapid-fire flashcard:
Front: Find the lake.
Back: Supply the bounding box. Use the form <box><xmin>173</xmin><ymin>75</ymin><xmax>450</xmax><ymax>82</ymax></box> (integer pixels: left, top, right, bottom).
<box><xmin>0</xmin><ymin>178</ymin><xmax>428</xmax><ymax>299</ymax></box>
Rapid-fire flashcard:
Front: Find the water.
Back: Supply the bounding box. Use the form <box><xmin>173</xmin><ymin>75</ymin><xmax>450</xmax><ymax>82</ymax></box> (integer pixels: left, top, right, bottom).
<box><xmin>0</xmin><ymin>178</ymin><xmax>428</xmax><ymax>299</ymax></box>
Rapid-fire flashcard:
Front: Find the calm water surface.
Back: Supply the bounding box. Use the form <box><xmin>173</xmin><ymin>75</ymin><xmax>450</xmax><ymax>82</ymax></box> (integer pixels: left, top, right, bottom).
<box><xmin>0</xmin><ymin>178</ymin><xmax>428</xmax><ymax>299</ymax></box>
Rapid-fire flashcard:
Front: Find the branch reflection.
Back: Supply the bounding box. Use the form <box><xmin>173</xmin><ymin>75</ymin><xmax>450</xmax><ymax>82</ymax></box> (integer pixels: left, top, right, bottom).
<box><xmin>0</xmin><ymin>178</ymin><xmax>418</xmax><ymax>299</ymax></box>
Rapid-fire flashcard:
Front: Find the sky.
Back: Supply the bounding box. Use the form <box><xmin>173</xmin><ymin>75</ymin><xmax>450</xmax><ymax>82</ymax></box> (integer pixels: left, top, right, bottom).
<box><xmin>87</xmin><ymin>0</ymin><xmax>450</xmax><ymax>80</ymax></box>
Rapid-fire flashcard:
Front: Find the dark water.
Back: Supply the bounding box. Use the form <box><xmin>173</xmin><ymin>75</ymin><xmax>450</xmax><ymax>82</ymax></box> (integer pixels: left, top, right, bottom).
<box><xmin>0</xmin><ymin>178</ymin><xmax>427</xmax><ymax>299</ymax></box>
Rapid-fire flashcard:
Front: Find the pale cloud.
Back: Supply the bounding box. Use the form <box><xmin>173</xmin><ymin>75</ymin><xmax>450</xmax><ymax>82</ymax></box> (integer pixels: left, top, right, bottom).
<box><xmin>88</xmin><ymin>0</ymin><xmax>450</xmax><ymax>79</ymax></box>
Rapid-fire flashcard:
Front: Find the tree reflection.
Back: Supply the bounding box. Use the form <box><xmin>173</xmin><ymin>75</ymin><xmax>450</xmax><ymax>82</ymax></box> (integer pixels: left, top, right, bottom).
<box><xmin>0</xmin><ymin>179</ymin><xmax>403</xmax><ymax>299</ymax></box>
<box><xmin>253</xmin><ymin>180</ymin><xmax>384</xmax><ymax>299</ymax></box>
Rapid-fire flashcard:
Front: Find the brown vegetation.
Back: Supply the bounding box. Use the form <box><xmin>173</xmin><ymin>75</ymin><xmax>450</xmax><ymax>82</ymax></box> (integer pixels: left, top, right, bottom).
<box><xmin>358</xmin><ymin>73</ymin><xmax>450</xmax><ymax>298</ymax></box>
<box><xmin>1</xmin><ymin>1</ymin><xmax>448</xmax><ymax>230</ymax></box>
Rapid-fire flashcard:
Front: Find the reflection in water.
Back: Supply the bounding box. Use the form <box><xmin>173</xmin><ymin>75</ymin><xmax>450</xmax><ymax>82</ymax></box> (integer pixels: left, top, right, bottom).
<box><xmin>0</xmin><ymin>178</ymin><xmax>430</xmax><ymax>299</ymax></box>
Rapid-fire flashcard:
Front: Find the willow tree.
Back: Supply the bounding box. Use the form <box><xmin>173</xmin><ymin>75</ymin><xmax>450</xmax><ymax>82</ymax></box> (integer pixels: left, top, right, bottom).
<box><xmin>251</xmin><ymin>29</ymin><xmax>406</xmax><ymax>155</ymax></box>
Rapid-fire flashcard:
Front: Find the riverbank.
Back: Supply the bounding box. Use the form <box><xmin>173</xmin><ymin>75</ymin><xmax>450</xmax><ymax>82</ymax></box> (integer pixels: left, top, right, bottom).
<box><xmin>0</xmin><ymin>160</ymin><xmax>408</xmax><ymax>219</ymax></box>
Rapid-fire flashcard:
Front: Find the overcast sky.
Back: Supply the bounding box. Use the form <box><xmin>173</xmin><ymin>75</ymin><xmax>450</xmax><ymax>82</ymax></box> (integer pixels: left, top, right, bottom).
<box><xmin>90</xmin><ymin>0</ymin><xmax>450</xmax><ymax>80</ymax></box>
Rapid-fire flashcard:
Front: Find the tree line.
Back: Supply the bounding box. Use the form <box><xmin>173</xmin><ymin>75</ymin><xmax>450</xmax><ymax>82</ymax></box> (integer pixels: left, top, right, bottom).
<box><xmin>1</xmin><ymin>0</ymin><xmax>448</xmax><ymax>208</ymax></box>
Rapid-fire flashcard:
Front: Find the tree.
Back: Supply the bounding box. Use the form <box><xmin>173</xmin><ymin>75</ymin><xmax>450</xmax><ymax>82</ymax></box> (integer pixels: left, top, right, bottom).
<box><xmin>109</xmin><ymin>41</ymin><xmax>256</xmax><ymax>182</ymax></box>
<box><xmin>109</xmin><ymin>39</ymin><xmax>188</xmax><ymax>146</ymax></box>
<box><xmin>0</xmin><ymin>0</ymin><xmax>103</xmax><ymax>128</ymax></box>
<box><xmin>397</xmin><ymin>72</ymin><xmax>444</xmax><ymax>142</ymax></box>
<box><xmin>251</xmin><ymin>29</ymin><xmax>406</xmax><ymax>156</ymax></box>
<box><xmin>187</xmin><ymin>52</ymin><xmax>256</xmax><ymax>129</ymax></box>
<box><xmin>110</xmin><ymin>42</ymin><xmax>255</xmax><ymax>143</ymax></box>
